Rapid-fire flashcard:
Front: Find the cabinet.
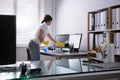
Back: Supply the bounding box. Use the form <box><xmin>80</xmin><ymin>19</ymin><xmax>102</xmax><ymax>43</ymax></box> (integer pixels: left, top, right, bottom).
<box><xmin>87</xmin><ymin>4</ymin><xmax>120</xmax><ymax>62</ymax></box>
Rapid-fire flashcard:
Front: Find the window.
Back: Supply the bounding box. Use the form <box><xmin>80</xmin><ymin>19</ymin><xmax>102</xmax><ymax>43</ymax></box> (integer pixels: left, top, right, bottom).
<box><xmin>0</xmin><ymin>0</ymin><xmax>40</xmax><ymax>46</ymax></box>
<box><xmin>16</xmin><ymin>0</ymin><xmax>39</xmax><ymax>46</ymax></box>
<box><xmin>0</xmin><ymin>0</ymin><xmax>55</xmax><ymax>47</ymax></box>
<box><xmin>0</xmin><ymin>0</ymin><xmax>15</xmax><ymax>15</ymax></box>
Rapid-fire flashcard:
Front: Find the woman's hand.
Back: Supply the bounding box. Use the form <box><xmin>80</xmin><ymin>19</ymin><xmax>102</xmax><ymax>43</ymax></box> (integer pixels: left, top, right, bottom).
<box><xmin>55</xmin><ymin>41</ymin><xmax>64</xmax><ymax>47</ymax></box>
<box><xmin>41</xmin><ymin>40</ymin><xmax>49</xmax><ymax>46</ymax></box>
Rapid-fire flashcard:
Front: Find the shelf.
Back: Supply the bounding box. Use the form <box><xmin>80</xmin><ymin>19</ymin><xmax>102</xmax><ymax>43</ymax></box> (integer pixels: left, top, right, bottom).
<box><xmin>88</xmin><ymin>30</ymin><xmax>105</xmax><ymax>34</ymax></box>
<box><xmin>87</xmin><ymin>4</ymin><xmax>120</xmax><ymax>59</ymax></box>
<box><xmin>114</xmin><ymin>54</ymin><xmax>120</xmax><ymax>56</ymax></box>
<box><xmin>88</xmin><ymin>50</ymin><xmax>97</xmax><ymax>54</ymax></box>
<box><xmin>110</xmin><ymin>4</ymin><xmax>120</xmax><ymax>9</ymax></box>
<box><xmin>107</xmin><ymin>29</ymin><xmax>120</xmax><ymax>32</ymax></box>
<box><xmin>89</xmin><ymin>8</ymin><xmax>108</xmax><ymax>13</ymax></box>
<box><xmin>88</xmin><ymin>29</ymin><xmax>120</xmax><ymax>33</ymax></box>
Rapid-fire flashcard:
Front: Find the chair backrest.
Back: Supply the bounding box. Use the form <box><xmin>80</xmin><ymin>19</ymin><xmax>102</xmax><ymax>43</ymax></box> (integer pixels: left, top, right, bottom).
<box><xmin>26</xmin><ymin>48</ymin><xmax>31</xmax><ymax>61</ymax></box>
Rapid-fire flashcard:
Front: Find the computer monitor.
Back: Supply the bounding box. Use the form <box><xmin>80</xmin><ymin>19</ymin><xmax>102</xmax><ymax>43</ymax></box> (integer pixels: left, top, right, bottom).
<box><xmin>69</xmin><ymin>33</ymin><xmax>82</xmax><ymax>52</ymax></box>
<box><xmin>55</xmin><ymin>34</ymin><xmax>69</xmax><ymax>48</ymax></box>
<box><xmin>0</xmin><ymin>15</ymin><xmax>16</xmax><ymax>65</ymax></box>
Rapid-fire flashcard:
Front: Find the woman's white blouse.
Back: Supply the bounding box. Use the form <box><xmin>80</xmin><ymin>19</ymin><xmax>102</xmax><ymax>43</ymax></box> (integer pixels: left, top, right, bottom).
<box><xmin>33</xmin><ymin>22</ymin><xmax>49</xmax><ymax>45</ymax></box>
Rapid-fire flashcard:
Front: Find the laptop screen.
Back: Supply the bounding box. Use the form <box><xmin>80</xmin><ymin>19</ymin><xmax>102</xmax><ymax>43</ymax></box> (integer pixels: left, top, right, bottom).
<box><xmin>69</xmin><ymin>34</ymin><xmax>82</xmax><ymax>49</ymax></box>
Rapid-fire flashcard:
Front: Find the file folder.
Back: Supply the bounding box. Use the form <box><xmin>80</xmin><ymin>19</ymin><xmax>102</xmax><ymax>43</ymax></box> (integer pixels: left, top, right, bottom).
<box><xmin>101</xmin><ymin>11</ymin><xmax>107</xmax><ymax>31</ymax></box>
<box><xmin>98</xmin><ymin>34</ymin><xmax>103</xmax><ymax>46</ymax></box>
<box><xmin>97</xmin><ymin>13</ymin><xmax>101</xmax><ymax>31</ymax></box>
<box><xmin>116</xmin><ymin>8</ymin><xmax>120</xmax><ymax>29</ymax></box>
<box><xmin>116</xmin><ymin>33</ymin><xmax>119</xmax><ymax>55</ymax></box>
<box><xmin>95</xmin><ymin>34</ymin><xmax>99</xmax><ymax>49</ymax></box>
<box><xmin>104</xmin><ymin>33</ymin><xmax>109</xmax><ymax>43</ymax></box>
<box><xmin>95</xmin><ymin>13</ymin><xmax>98</xmax><ymax>31</ymax></box>
<box><xmin>118</xmin><ymin>33</ymin><xmax>120</xmax><ymax>55</ymax></box>
<box><xmin>114</xmin><ymin>33</ymin><xmax>117</xmax><ymax>54</ymax></box>
<box><xmin>100</xmin><ymin>11</ymin><xmax>104</xmax><ymax>30</ymax></box>
<box><xmin>89</xmin><ymin>34</ymin><xmax>94</xmax><ymax>50</ymax></box>
<box><xmin>112</xmin><ymin>9</ymin><xmax>116</xmax><ymax>29</ymax></box>
<box><xmin>89</xmin><ymin>14</ymin><xmax>95</xmax><ymax>31</ymax></box>
<box><xmin>89</xmin><ymin>14</ymin><xmax>93</xmax><ymax>31</ymax></box>
<box><xmin>103</xmin><ymin>11</ymin><xmax>107</xmax><ymax>30</ymax></box>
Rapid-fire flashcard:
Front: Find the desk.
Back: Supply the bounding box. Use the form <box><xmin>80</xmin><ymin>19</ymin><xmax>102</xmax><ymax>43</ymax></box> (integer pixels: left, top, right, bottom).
<box><xmin>40</xmin><ymin>50</ymin><xmax>88</xmax><ymax>59</ymax></box>
<box><xmin>0</xmin><ymin>59</ymin><xmax>120</xmax><ymax>80</ymax></box>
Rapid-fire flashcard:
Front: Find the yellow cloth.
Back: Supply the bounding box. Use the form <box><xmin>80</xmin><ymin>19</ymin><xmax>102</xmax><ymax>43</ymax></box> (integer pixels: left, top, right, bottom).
<box><xmin>55</xmin><ymin>41</ymin><xmax>64</xmax><ymax>47</ymax></box>
<box><xmin>62</xmin><ymin>42</ymin><xmax>67</xmax><ymax>46</ymax></box>
<box><xmin>41</xmin><ymin>40</ymin><xmax>49</xmax><ymax>46</ymax></box>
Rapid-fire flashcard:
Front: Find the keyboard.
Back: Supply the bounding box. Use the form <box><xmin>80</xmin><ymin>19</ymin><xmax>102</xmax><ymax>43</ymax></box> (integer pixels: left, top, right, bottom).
<box><xmin>53</xmin><ymin>49</ymin><xmax>69</xmax><ymax>53</ymax></box>
<box><xmin>0</xmin><ymin>67</ymin><xmax>19</xmax><ymax>72</ymax></box>
<box><xmin>62</xmin><ymin>50</ymin><xmax>69</xmax><ymax>52</ymax></box>
<box><xmin>54</xmin><ymin>50</ymin><xmax>63</xmax><ymax>53</ymax></box>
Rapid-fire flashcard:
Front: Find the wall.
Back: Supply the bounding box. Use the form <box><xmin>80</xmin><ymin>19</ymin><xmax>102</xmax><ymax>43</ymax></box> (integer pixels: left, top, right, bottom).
<box><xmin>16</xmin><ymin>47</ymin><xmax>27</xmax><ymax>61</ymax></box>
<box><xmin>43</xmin><ymin>0</ymin><xmax>56</xmax><ymax>38</ymax></box>
<box><xmin>55</xmin><ymin>0</ymin><xmax>120</xmax><ymax>51</ymax></box>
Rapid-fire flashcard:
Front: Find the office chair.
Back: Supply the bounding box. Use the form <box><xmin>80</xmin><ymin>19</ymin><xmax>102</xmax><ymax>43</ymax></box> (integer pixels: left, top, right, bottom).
<box><xmin>26</xmin><ymin>48</ymin><xmax>31</xmax><ymax>61</ymax></box>
<box><xmin>27</xmin><ymin>47</ymin><xmax>40</xmax><ymax>61</ymax></box>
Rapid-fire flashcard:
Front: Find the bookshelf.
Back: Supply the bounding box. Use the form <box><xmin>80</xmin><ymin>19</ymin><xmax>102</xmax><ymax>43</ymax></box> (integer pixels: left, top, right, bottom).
<box><xmin>88</xmin><ymin>4</ymin><xmax>120</xmax><ymax>62</ymax></box>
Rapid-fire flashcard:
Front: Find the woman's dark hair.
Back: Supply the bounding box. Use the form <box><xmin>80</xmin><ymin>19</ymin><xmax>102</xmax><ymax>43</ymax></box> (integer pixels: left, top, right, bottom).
<box><xmin>41</xmin><ymin>14</ymin><xmax>52</xmax><ymax>23</ymax></box>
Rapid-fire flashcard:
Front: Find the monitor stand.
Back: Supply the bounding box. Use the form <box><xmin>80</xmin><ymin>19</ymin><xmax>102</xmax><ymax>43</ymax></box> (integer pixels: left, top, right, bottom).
<box><xmin>74</xmin><ymin>48</ymin><xmax>79</xmax><ymax>52</ymax></box>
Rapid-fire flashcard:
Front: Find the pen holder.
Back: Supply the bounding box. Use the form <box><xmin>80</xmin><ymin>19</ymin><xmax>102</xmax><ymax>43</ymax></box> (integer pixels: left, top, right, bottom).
<box><xmin>69</xmin><ymin>44</ymin><xmax>74</xmax><ymax>52</ymax></box>
<box><xmin>20</xmin><ymin>62</ymin><xmax>27</xmax><ymax>75</ymax></box>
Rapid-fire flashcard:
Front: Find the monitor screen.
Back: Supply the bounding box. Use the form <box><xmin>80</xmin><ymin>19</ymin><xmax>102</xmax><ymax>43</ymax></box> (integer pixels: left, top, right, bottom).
<box><xmin>69</xmin><ymin>34</ymin><xmax>82</xmax><ymax>49</ymax></box>
<box><xmin>55</xmin><ymin>34</ymin><xmax>69</xmax><ymax>48</ymax></box>
<box><xmin>0</xmin><ymin>15</ymin><xmax>16</xmax><ymax>65</ymax></box>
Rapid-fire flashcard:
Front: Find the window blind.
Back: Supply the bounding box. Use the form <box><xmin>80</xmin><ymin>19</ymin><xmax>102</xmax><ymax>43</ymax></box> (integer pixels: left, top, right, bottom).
<box><xmin>16</xmin><ymin>0</ymin><xmax>39</xmax><ymax>46</ymax></box>
<box><xmin>0</xmin><ymin>0</ymin><xmax>14</xmax><ymax>15</ymax></box>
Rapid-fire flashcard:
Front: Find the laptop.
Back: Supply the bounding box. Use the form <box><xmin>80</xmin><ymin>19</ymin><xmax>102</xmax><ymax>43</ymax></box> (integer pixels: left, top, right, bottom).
<box><xmin>69</xmin><ymin>33</ymin><xmax>82</xmax><ymax>52</ymax></box>
<box><xmin>54</xmin><ymin>33</ymin><xmax>82</xmax><ymax>53</ymax></box>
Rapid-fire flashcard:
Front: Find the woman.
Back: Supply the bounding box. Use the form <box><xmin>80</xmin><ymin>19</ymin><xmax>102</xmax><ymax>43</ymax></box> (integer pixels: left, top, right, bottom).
<box><xmin>28</xmin><ymin>14</ymin><xmax>64</xmax><ymax>61</ymax></box>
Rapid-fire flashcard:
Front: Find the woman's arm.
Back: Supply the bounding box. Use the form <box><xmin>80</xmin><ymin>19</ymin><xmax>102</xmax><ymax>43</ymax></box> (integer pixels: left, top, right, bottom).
<box><xmin>47</xmin><ymin>33</ymin><xmax>65</xmax><ymax>47</ymax></box>
<box><xmin>47</xmin><ymin>33</ymin><xmax>56</xmax><ymax>43</ymax></box>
